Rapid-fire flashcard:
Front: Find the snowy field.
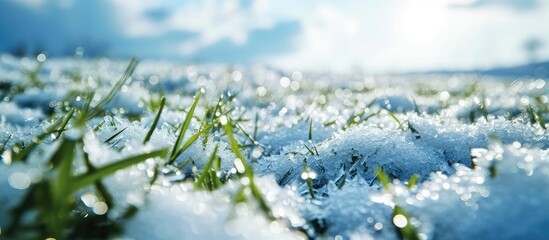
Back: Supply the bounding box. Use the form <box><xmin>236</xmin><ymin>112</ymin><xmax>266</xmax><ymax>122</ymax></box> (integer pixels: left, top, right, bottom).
<box><xmin>0</xmin><ymin>54</ymin><xmax>548</xmax><ymax>239</ymax></box>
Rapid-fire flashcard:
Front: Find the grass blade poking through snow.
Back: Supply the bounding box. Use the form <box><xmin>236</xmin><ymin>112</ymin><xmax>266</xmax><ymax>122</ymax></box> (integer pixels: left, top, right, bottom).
<box><xmin>170</xmin><ymin>118</ymin><xmax>219</xmax><ymax>165</ymax></box>
<box><xmin>71</xmin><ymin>148</ymin><xmax>168</xmax><ymax>191</ymax></box>
<box><xmin>309</xmin><ymin>118</ymin><xmax>313</xmax><ymax>141</ymax></box>
<box><xmin>236</xmin><ymin>122</ymin><xmax>258</xmax><ymax>146</ymax></box>
<box><xmin>194</xmin><ymin>144</ymin><xmax>222</xmax><ymax>191</ymax></box>
<box><xmin>529</xmin><ymin>105</ymin><xmax>547</xmax><ymax>130</ymax></box>
<box><xmin>54</xmin><ymin>108</ymin><xmax>75</xmax><ymax>139</ymax></box>
<box><xmin>305</xmin><ymin>117</ymin><xmax>319</xmax><ymax>155</ymax></box>
<box><xmin>407</xmin><ymin>175</ymin><xmax>419</xmax><ymax>189</ymax></box>
<box><xmin>85</xmin><ymin>57</ymin><xmax>139</xmax><ymax>120</ymax></box>
<box><xmin>143</xmin><ymin>96</ymin><xmax>166</xmax><ymax>144</ymax></box>
<box><xmin>225</xmin><ymin>121</ymin><xmax>272</xmax><ymax>218</ymax></box>
<box><xmin>75</xmin><ymin>92</ymin><xmax>95</xmax><ymax>126</ymax></box>
<box><xmin>169</xmin><ymin>91</ymin><xmax>201</xmax><ymax>163</ymax></box>
<box><xmin>375</xmin><ymin>167</ymin><xmax>390</xmax><ymax>189</ymax></box>
<box><xmin>392</xmin><ymin>206</ymin><xmax>420</xmax><ymax>240</ymax></box>
<box><xmin>104</xmin><ymin>127</ymin><xmax>127</xmax><ymax>144</ymax></box>
<box><xmin>387</xmin><ymin>110</ymin><xmax>406</xmax><ymax>131</ymax></box>
<box><xmin>302</xmin><ymin>160</ymin><xmax>316</xmax><ymax>199</ymax></box>
<box><xmin>376</xmin><ymin>168</ymin><xmax>420</xmax><ymax>240</ymax></box>
<box><xmin>0</xmin><ymin>134</ymin><xmax>12</xmax><ymax>156</ymax></box>
<box><xmin>12</xmin><ymin>108</ymin><xmax>76</xmax><ymax>162</ymax></box>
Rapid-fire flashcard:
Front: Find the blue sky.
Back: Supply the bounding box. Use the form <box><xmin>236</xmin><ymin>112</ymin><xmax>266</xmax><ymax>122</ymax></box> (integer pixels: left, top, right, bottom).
<box><xmin>1</xmin><ymin>0</ymin><xmax>548</xmax><ymax>72</ymax></box>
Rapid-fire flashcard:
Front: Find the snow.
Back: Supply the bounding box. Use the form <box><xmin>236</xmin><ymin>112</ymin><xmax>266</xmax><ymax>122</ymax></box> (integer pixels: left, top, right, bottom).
<box><xmin>1</xmin><ymin>55</ymin><xmax>548</xmax><ymax>239</ymax></box>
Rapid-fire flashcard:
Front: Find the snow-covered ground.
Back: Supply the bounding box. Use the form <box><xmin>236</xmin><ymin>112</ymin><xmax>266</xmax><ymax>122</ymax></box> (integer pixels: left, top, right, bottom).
<box><xmin>1</xmin><ymin>54</ymin><xmax>548</xmax><ymax>239</ymax></box>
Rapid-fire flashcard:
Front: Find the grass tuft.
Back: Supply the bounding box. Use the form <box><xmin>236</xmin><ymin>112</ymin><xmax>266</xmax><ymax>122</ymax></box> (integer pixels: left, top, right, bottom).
<box><xmin>169</xmin><ymin>91</ymin><xmax>201</xmax><ymax>163</ymax></box>
<box><xmin>194</xmin><ymin>144</ymin><xmax>223</xmax><ymax>191</ymax></box>
<box><xmin>225</xmin><ymin>120</ymin><xmax>272</xmax><ymax>218</ymax></box>
<box><xmin>85</xmin><ymin>58</ymin><xmax>139</xmax><ymax>121</ymax></box>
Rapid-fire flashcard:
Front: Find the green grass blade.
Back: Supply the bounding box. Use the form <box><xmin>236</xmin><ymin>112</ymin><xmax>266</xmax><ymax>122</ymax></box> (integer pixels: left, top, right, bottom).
<box><xmin>375</xmin><ymin>168</ymin><xmax>390</xmax><ymax>190</ymax></box>
<box><xmin>306</xmin><ymin>178</ymin><xmax>315</xmax><ymax>198</ymax></box>
<box><xmin>51</xmin><ymin>139</ymin><xmax>77</xmax><ymax>180</ymax></box>
<box><xmin>0</xmin><ymin>134</ymin><xmax>11</xmax><ymax>156</ymax></box>
<box><xmin>75</xmin><ymin>92</ymin><xmax>95</xmax><ymax>126</ymax></box>
<box><xmin>346</xmin><ymin>110</ymin><xmax>365</xmax><ymax>128</ymax></box>
<box><xmin>387</xmin><ymin>110</ymin><xmax>405</xmax><ymax>131</ymax></box>
<box><xmin>249</xmin><ymin>181</ymin><xmax>272</xmax><ymax>218</ymax></box>
<box><xmin>71</xmin><ymin>148</ymin><xmax>168</xmax><ymax>192</ymax></box>
<box><xmin>308</xmin><ymin>118</ymin><xmax>313</xmax><ymax>141</ymax></box>
<box><xmin>302</xmin><ymin>160</ymin><xmax>316</xmax><ymax>198</ymax></box>
<box><xmin>225</xmin><ymin>121</ymin><xmax>272</xmax><ymax>217</ymax></box>
<box><xmin>82</xmin><ymin>150</ymin><xmax>114</xmax><ymax>207</ymax></box>
<box><xmin>253</xmin><ymin>112</ymin><xmax>259</xmax><ymax>140</ymax></box>
<box><xmin>363</xmin><ymin>110</ymin><xmax>381</xmax><ymax>123</ymax></box>
<box><xmin>170</xmin><ymin>118</ymin><xmax>219</xmax><ymax>164</ymax></box>
<box><xmin>236</xmin><ymin>122</ymin><xmax>257</xmax><ymax>145</ymax></box>
<box><xmin>54</xmin><ymin>108</ymin><xmax>75</xmax><ymax>138</ymax></box>
<box><xmin>303</xmin><ymin>144</ymin><xmax>316</xmax><ymax>156</ymax></box>
<box><xmin>82</xmin><ymin>92</ymin><xmax>95</xmax><ymax>115</ymax></box>
<box><xmin>393</xmin><ymin>206</ymin><xmax>420</xmax><ymax>240</ymax></box>
<box><xmin>539</xmin><ymin>115</ymin><xmax>547</xmax><ymax>130</ymax></box>
<box><xmin>13</xmin><ymin>108</ymin><xmax>76</xmax><ymax>162</ymax></box>
<box><xmin>93</xmin><ymin>119</ymin><xmax>106</xmax><ymax>132</ymax></box>
<box><xmin>143</xmin><ymin>96</ymin><xmax>166</xmax><ymax>144</ymax></box>
<box><xmin>407</xmin><ymin>175</ymin><xmax>419</xmax><ymax>189</ymax></box>
<box><xmin>170</xmin><ymin>91</ymin><xmax>201</xmax><ymax>161</ymax></box>
<box><xmin>47</xmin><ymin>137</ymin><xmax>77</xmax><ymax>238</ymax></box>
<box><xmin>194</xmin><ymin>144</ymin><xmax>219</xmax><ymax>190</ymax></box>
<box><xmin>225</xmin><ymin>122</ymin><xmax>248</xmax><ymax>174</ymax></box>
<box><xmin>337</xmin><ymin>173</ymin><xmax>346</xmax><ymax>189</ymax></box>
<box><xmin>104</xmin><ymin>127</ymin><xmax>127</xmax><ymax>143</ymax></box>
<box><xmin>86</xmin><ymin>57</ymin><xmax>139</xmax><ymax>120</ymax></box>
<box><xmin>211</xmin><ymin>96</ymin><xmax>223</xmax><ymax>120</ymax></box>
<box><xmin>530</xmin><ymin>105</ymin><xmax>547</xmax><ymax>130</ymax></box>
<box><xmin>411</xmin><ymin>97</ymin><xmax>420</xmax><ymax>114</ymax></box>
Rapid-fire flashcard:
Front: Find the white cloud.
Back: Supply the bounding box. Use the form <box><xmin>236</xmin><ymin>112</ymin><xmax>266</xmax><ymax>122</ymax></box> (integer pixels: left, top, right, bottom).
<box><xmin>5</xmin><ymin>0</ymin><xmax>549</xmax><ymax>72</ymax></box>
<box><xmin>110</xmin><ymin>0</ymin><xmax>284</xmax><ymax>54</ymax></box>
<box><xmin>270</xmin><ymin>0</ymin><xmax>549</xmax><ymax>72</ymax></box>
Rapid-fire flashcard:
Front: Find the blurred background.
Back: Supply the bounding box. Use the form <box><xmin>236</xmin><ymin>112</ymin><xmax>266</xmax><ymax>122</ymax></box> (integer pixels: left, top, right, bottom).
<box><xmin>1</xmin><ymin>0</ymin><xmax>548</xmax><ymax>73</ymax></box>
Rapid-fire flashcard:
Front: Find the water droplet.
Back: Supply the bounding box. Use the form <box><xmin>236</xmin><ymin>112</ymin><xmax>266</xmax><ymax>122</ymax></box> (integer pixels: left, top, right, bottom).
<box><xmin>219</xmin><ymin>115</ymin><xmax>228</xmax><ymax>125</ymax></box>
<box><xmin>65</xmin><ymin>128</ymin><xmax>83</xmax><ymax>140</ymax></box>
<box><xmin>240</xmin><ymin>177</ymin><xmax>250</xmax><ymax>185</ymax></box>
<box><xmin>252</xmin><ymin>147</ymin><xmax>263</xmax><ymax>158</ymax></box>
<box><xmin>393</xmin><ymin>214</ymin><xmax>408</xmax><ymax>228</ymax></box>
<box><xmin>93</xmin><ymin>202</ymin><xmax>108</xmax><ymax>215</ymax></box>
<box><xmin>234</xmin><ymin>158</ymin><xmax>245</xmax><ymax>173</ymax></box>
<box><xmin>301</xmin><ymin>169</ymin><xmax>317</xmax><ymax>180</ymax></box>
<box><xmin>280</xmin><ymin>77</ymin><xmax>290</xmax><ymax>88</ymax></box>
<box><xmin>81</xmin><ymin>193</ymin><xmax>98</xmax><ymax>207</ymax></box>
<box><xmin>256</xmin><ymin>86</ymin><xmax>267</xmax><ymax>97</ymax></box>
<box><xmin>37</xmin><ymin>53</ymin><xmax>47</xmax><ymax>62</ymax></box>
<box><xmin>231</xmin><ymin>71</ymin><xmax>243</xmax><ymax>82</ymax></box>
<box><xmin>374</xmin><ymin>222</ymin><xmax>383</xmax><ymax>231</ymax></box>
<box><xmin>8</xmin><ymin>172</ymin><xmax>31</xmax><ymax>189</ymax></box>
